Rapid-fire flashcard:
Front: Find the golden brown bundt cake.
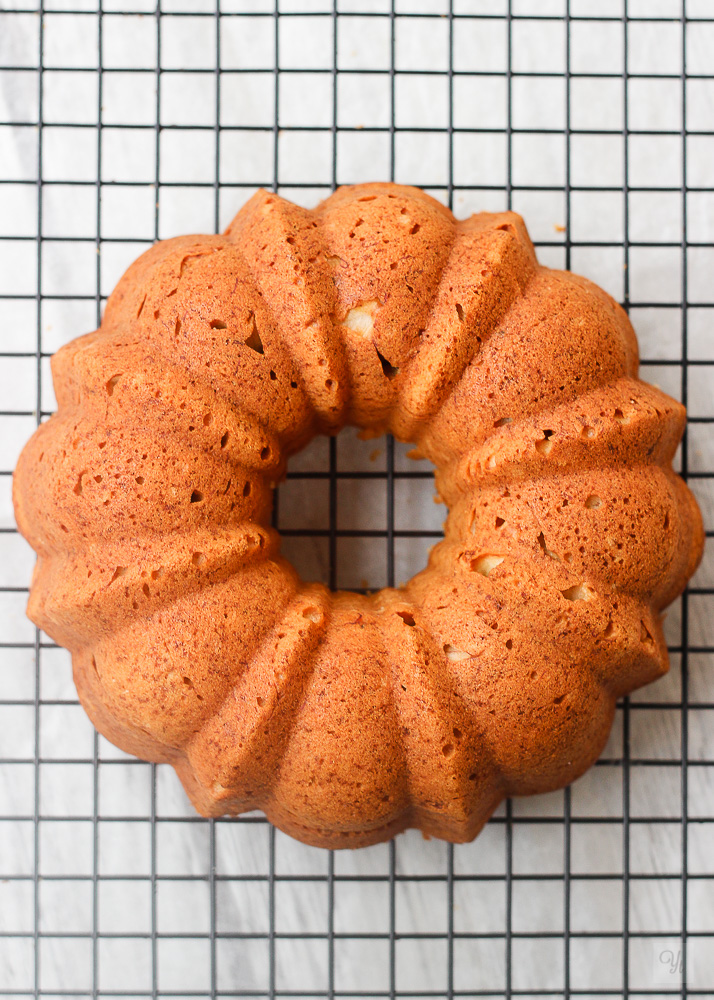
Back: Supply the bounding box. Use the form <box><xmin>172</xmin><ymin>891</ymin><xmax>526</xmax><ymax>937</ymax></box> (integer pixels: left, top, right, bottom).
<box><xmin>14</xmin><ymin>182</ymin><xmax>703</xmax><ymax>848</ymax></box>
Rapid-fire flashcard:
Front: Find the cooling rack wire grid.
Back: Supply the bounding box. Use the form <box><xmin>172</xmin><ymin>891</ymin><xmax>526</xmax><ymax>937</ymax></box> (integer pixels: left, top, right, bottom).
<box><xmin>0</xmin><ymin>0</ymin><xmax>713</xmax><ymax>996</ymax></box>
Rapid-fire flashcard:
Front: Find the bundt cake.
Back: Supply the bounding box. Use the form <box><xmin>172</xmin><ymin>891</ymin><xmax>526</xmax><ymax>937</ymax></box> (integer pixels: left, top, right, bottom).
<box><xmin>14</xmin><ymin>182</ymin><xmax>703</xmax><ymax>848</ymax></box>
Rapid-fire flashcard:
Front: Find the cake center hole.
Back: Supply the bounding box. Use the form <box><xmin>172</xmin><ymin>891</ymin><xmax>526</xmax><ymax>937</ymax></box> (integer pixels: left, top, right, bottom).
<box><xmin>274</xmin><ymin>428</ymin><xmax>442</xmax><ymax>593</ymax></box>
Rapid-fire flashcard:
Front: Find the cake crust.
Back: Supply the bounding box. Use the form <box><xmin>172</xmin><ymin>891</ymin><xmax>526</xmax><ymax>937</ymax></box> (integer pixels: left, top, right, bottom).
<box><xmin>14</xmin><ymin>182</ymin><xmax>704</xmax><ymax>848</ymax></box>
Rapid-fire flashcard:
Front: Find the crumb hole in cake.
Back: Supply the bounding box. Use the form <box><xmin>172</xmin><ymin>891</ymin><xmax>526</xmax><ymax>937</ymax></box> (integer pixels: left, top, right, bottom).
<box><xmin>192</xmin><ymin>552</ymin><xmax>206</xmax><ymax>567</ymax></box>
<box><xmin>444</xmin><ymin>644</ymin><xmax>470</xmax><ymax>662</ymax></box>
<box><xmin>150</xmin><ymin>567</ymin><xmax>164</xmax><ymax>580</ymax></box>
<box><xmin>137</xmin><ymin>295</ymin><xmax>146</xmax><ymax>318</ymax></box>
<box><xmin>471</xmin><ymin>554</ymin><xmax>504</xmax><ymax>577</ymax></box>
<box><xmin>243</xmin><ymin>482</ymin><xmax>251</xmax><ymax>497</ymax></box>
<box><xmin>105</xmin><ymin>375</ymin><xmax>121</xmax><ymax>396</ymax></box>
<box><xmin>640</xmin><ymin>620</ymin><xmax>654</xmax><ymax>644</ymax></box>
<box><xmin>561</xmin><ymin>584</ymin><xmax>590</xmax><ymax>601</ymax></box>
<box><xmin>302</xmin><ymin>606</ymin><xmax>321</xmax><ymax>623</ymax></box>
<box><xmin>109</xmin><ymin>566</ymin><xmax>127</xmax><ymax>584</ymax></box>
<box><xmin>220</xmin><ymin>431</ymin><xmax>229</xmax><ymax>448</ymax></box>
<box><xmin>452</xmin><ymin>727</ymin><xmax>462</xmax><ymax>740</ymax></box>
<box><xmin>442</xmin><ymin>742</ymin><xmax>455</xmax><ymax>757</ymax></box>
<box><xmin>585</xmin><ymin>495</ymin><xmax>602</xmax><ymax>509</ymax></box>
<box><xmin>245</xmin><ymin>316</ymin><xmax>264</xmax><ymax>354</ymax></box>
<box><xmin>553</xmin><ymin>694</ymin><xmax>566</xmax><ymax>705</ymax></box>
<box><xmin>505</xmin><ymin>638</ymin><xmax>513</xmax><ymax>649</ymax></box>
<box><xmin>494</xmin><ymin>417</ymin><xmax>512</xmax><ymax>427</ymax></box>
<box><xmin>174</xmin><ymin>317</ymin><xmax>181</xmax><ymax>337</ymax></box>
<box><xmin>537</xmin><ymin>532</ymin><xmax>560</xmax><ymax>561</ymax></box>
<box><xmin>664</xmin><ymin>513</ymin><xmax>670</xmax><ymax>529</ymax></box>
<box><xmin>190</xmin><ymin>490</ymin><xmax>203</xmax><ymax>503</ymax></box>
<box><xmin>134</xmin><ymin>476</ymin><xmax>144</xmax><ymax>485</ymax></box>
<box><xmin>409</xmin><ymin>222</ymin><xmax>420</xmax><ymax>235</ymax></box>
<box><xmin>270</xmin><ymin>370</ymin><xmax>277</xmax><ymax>381</ymax></box>
<box><xmin>182</xmin><ymin>676</ymin><xmax>202</xmax><ymax>699</ymax></box>
<box><xmin>260</xmin><ymin>445</ymin><xmax>271</xmax><ymax>461</ymax></box>
<box><xmin>203</xmin><ymin>412</ymin><xmax>212</xmax><ymax>426</ymax></box>
<box><xmin>604</xmin><ymin>620</ymin><xmax>615</xmax><ymax>638</ymax></box>
<box><xmin>396</xmin><ymin>610</ymin><xmax>416</xmax><ymax>626</ymax></box>
<box><xmin>344</xmin><ymin>300</ymin><xmax>379</xmax><ymax>336</ymax></box>
<box><xmin>614</xmin><ymin>408</ymin><xmax>627</xmax><ymax>423</ymax></box>
<box><xmin>142</xmin><ymin>583</ymin><xmax>150</xmax><ymax>597</ymax></box>
<box><xmin>495</xmin><ymin>516</ymin><xmax>506</xmax><ymax>528</ymax></box>
<box><xmin>536</xmin><ymin>430</ymin><xmax>554</xmax><ymax>455</ymax></box>
<box><xmin>581</xmin><ymin>425</ymin><xmax>595</xmax><ymax>439</ymax></box>
<box><xmin>455</xmin><ymin>303</ymin><xmax>464</xmax><ymax>321</ymax></box>
<box><xmin>375</xmin><ymin>347</ymin><xmax>399</xmax><ymax>380</ymax></box>
<box><xmin>73</xmin><ymin>472</ymin><xmax>85</xmax><ymax>495</ymax></box>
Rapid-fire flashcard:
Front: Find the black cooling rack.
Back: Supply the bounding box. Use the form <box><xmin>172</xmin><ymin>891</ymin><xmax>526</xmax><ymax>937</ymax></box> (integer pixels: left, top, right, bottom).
<box><xmin>0</xmin><ymin>0</ymin><xmax>712</xmax><ymax>996</ymax></box>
